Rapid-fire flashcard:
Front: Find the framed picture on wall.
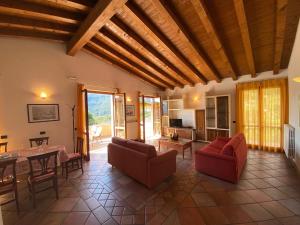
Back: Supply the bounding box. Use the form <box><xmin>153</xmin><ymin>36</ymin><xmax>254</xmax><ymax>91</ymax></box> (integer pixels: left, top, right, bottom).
<box><xmin>126</xmin><ymin>105</ymin><xmax>135</xmax><ymax>117</ymax></box>
<box><xmin>27</xmin><ymin>104</ymin><xmax>60</xmax><ymax>123</ymax></box>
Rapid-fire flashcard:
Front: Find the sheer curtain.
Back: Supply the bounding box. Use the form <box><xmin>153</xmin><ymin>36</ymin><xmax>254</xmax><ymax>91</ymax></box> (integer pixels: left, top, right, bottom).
<box><xmin>236</xmin><ymin>78</ymin><xmax>288</xmax><ymax>152</ymax></box>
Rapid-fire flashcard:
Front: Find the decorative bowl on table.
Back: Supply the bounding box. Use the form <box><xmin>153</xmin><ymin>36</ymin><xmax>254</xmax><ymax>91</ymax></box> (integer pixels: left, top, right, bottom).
<box><xmin>170</xmin><ymin>133</ymin><xmax>179</xmax><ymax>141</ymax></box>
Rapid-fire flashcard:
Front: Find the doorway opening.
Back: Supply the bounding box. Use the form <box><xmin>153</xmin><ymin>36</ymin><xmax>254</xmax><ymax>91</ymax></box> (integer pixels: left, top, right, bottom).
<box><xmin>139</xmin><ymin>95</ymin><xmax>161</xmax><ymax>143</ymax></box>
<box><xmin>88</xmin><ymin>93</ymin><xmax>113</xmax><ymax>151</ymax></box>
<box><xmin>87</xmin><ymin>92</ymin><xmax>126</xmax><ymax>153</ymax></box>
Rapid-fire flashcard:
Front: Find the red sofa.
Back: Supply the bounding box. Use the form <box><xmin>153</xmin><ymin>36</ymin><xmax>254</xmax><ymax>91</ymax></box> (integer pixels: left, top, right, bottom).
<box><xmin>195</xmin><ymin>133</ymin><xmax>247</xmax><ymax>183</ymax></box>
<box><xmin>108</xmin><ymin>137</ymin><xmax>177</xmax><ymax>188</ymax></box>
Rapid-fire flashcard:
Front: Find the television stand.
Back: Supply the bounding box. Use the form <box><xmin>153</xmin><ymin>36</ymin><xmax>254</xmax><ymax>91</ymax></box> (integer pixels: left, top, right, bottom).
<box><xmin>162</xmin><ymin>127</ymin><xmax>195</xmax><ymax>140</ymax></box>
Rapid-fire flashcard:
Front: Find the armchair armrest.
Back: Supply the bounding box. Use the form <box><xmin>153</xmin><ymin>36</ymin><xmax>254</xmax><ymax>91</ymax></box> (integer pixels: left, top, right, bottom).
<box><xmin>149</xmin><ymin>150</ymin><xmax>177</xmax><ymax>165</ymax></box>
<box><xmin>147</xmin><ymin>150</ymin><xmax>177</xmax><ymax>188</ymax></box>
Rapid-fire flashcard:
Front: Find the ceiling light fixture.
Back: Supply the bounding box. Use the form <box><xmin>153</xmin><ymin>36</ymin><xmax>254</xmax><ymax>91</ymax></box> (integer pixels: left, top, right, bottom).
<box><xmin>40</xmin><ymin>92</ymin><xmax>48</xmax><ymax>99</ymax></box>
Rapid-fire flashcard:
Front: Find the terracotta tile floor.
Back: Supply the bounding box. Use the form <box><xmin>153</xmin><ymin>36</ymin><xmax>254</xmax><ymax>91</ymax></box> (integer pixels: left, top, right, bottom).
<box><xmin>2</xmin><ymin>142</ymin><xmax>300</xmax><ymax>225</ymax></box>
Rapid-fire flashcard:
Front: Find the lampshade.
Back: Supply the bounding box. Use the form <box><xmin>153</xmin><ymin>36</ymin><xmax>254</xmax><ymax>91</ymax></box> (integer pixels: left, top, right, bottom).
<box><xmin>40</xmin><ymin>92</ymin><xmax>48</xmax><ymax>99</ymax></box>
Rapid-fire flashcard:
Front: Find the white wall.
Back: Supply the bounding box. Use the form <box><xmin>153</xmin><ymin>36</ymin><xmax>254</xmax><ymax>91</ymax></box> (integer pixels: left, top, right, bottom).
<box><xmin>288</xmin><ymin>19</ymin><xmax>300</xmax><ymax>171</ymax></box>
<box><xmin>164</xmin><ymin>70</ymin><xmax>288</xmax><ymax>134</ymax></box>
<box><xmin>0</xmin><ymin>37</ymin><xmax>158</xmax><ymax>152</ymax></box>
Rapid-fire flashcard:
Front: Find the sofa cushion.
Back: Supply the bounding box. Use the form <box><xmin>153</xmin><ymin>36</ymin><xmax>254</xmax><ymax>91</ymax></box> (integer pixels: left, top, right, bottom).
<box><xmin>210</xmin><ymin>137</ymin><xmax>230</xmax><ymax>149</ymax></box>
<box><xmin>200</xmin><ymin>145</ymin><xmax>222</xmax><ymax>154</ymax></box>
<box><xmin>221</xmin><ymin>133</ymin><xmax>243</xmax><ymax>156</ymax></box>
<box><xmin>126</xmin><ymin>140</ymin><xmax>157</xmax><ymax>158</ymax></box>
<box><xmin>222</xmin><ymin>144</ymin><xmax>234</xmax><ymax>156</ymax></box>
<box><xmin>112</xmin><ymin>137</ymin><xmax>128</xmax><ymax>146</ymax></box>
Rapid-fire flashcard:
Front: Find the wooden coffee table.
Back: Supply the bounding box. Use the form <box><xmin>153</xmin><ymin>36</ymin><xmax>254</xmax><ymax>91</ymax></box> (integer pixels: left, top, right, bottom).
<box><xmin>158</xmin><ymin>138</ymin><xmax>193</xmax><ymax>159</ymax></box>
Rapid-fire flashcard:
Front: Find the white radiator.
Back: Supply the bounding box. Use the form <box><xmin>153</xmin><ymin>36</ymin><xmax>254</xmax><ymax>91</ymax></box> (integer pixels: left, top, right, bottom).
<box><xmin>284</xmin><ymin>124</ymin><xmax>296</xmax><ymax>160</ymax></box>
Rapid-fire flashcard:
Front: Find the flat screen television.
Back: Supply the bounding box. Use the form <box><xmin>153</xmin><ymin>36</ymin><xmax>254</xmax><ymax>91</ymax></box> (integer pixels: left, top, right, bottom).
<box><xmin>169</xmin><ymin>119</ymin><xmax>182</xmax><ymax>128</ymax></box>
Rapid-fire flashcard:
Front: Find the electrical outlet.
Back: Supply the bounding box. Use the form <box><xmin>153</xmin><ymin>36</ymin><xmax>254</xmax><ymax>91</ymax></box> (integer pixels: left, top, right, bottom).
<box><xmin>40</xmin><ymin>131</ymin><xmax>46</xmax><ymax>135</ymax></box>
<box><xmin>0</xmin><ymin>135</ymin><xmax>8</xmax><ymax>139</ymax></box>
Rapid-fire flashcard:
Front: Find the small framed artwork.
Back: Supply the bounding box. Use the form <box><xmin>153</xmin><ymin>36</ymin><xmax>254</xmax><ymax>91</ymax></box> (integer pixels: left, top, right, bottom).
<box><xmin>126</xmin><ymin>105</ymin><xmax>135</xmax><ymax>117</ymax></box>
<box><xmin>27</xmin><ymin>104</ymin><xmax>60</xmax><ymax>123</ymax></box>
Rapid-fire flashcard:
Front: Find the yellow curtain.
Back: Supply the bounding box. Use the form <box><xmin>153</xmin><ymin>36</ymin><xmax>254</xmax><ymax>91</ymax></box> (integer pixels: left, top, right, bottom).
<box><xmin>236</xmin><ymin>78</ymin><xmax>288</xmax><ymax>152</ymax></box>
<box><xmin>236</xmin><ymin>81</ymin><xmax>260</xmax><ymax>149</ymax></box>
<box><xmin>77</xmin><ymin>84</ymin><xmax>88</xmax><ymax>158</ymax></box>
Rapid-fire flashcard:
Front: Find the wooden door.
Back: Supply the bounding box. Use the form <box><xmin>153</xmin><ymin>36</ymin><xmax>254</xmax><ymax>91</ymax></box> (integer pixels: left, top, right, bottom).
<box><xmin>114</xmin><ymin>93</ymin><xmax>127</xmax><ymax>139</ymax></box>
<box><xmin>153</xmin><ymin>97</ymin><xmax>161</xmax><ymax>137</ymax></box>
<box><xmin>83</xmin><ymin>89</ymin><xmax>90</xmax><ymax>161</ymax></box>
<box><xmin>138</xmin><ymin>95</ymin><xmax>145</xmax><ymax>140</ymax></box>
<box><xmin>195</xmin><ymin>110</ymin><xmax>205</xmax><ymax>140</ymax></box>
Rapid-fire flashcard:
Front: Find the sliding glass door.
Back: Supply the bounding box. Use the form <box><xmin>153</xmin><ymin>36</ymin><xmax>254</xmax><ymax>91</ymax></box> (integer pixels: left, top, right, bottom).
<box><xmin>139</xmin><ymin>95</ymin><xmax>161</xmax><ymax>141</ymax></box>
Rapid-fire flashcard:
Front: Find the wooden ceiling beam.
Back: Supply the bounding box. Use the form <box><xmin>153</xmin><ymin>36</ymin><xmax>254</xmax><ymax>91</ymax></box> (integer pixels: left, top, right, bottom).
<box><xmin>66</xmin><ymin>0</ymin><xmax>127</xmax><ymax>56</ymax></box>
<box><xmin>90</xmin><ymin>38</ymin><xmax>174</xmax><ymax>89</ymax></box>
<box><xmin>190</xmin><ymin>0</ymin><xmax>238</xmax><ymax>80</ymax></box>
<box><xmin>0</xmin><ymin>14</ymin><xmax>77</xmax><ymax>34</ymax></box>
<box><xmin>0</xmin><ymin>26</ymin><xmax>70</xmax><ymax>41</ymax></box>
<box><xmin>109</xmin><ymin>17</ymin><xmax>195</xmax><ymax>85</ymax></box>
<box><xmin>0</xmin><ymin>0</ymin><xmax>82</xmax><ymax>24</ymax></box>
<box><xmin>233</xmin><ymin>0</ymin><xmax>256</xmax><ymax>77</ymax></box>
<box><xmin>150</xmin><ymin>0</ymin><xmax>221</xmax><ymax>82</ymax></box>
<box><xmin>273</xmin><ymin>0</ymin><xmax>288</xmax><ymax>74</ymax></box>
<box><xmin>24</xmin><ymin>0</ymin><xmax>92</xmax><ymax>12</ymax></box>
<box><xmin>98</xmin><ymin>28</ymin><xmax>184</xmax><ymax>87</ymax></box>
<box><xmin>124</xmin><ymin>1</ymin><xmax>207</xmax><ymax>84</ymax></box>
<box><xmin>84</xmin><ymin>45</ymin><xmax>165</xmax><ymax>90</ymax></box>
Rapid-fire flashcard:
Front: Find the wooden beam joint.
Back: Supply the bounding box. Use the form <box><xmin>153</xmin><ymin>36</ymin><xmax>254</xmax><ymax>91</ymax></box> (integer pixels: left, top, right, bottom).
<box><xmin>67</xmin><ymin>0</ymin><xmax>127</xmax><ymax>56</ymax></box>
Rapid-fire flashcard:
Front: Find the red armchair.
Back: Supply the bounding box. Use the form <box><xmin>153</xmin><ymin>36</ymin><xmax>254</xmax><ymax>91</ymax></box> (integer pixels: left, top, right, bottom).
<box><xmin>195</xmin><ymin>133</ymin><xmax>247</xmax><ymax>183</ymax></box>
<box><xmin>108</xmin><ymin>137</ymin><xmax>177</xmax><ymax>188</ymax></box>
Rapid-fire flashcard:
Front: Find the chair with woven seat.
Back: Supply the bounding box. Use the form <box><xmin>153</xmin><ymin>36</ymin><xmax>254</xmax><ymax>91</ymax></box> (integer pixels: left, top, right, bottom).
<box><xmin>0</xmin><ymin>142</ymin><xmax>8</xmax><ymax>153</ymax></box>
<box><xmin>61</xmin><ymin>137</ymin><xmax>84</xmax><ymax>179</ymax></box>
<box><xmin>27</xmin><ymin>150</ymin><xmax>59</xmax><ymax>208</ymax></box>
<box><xmin>29</xmin><ymin>137</ymin><xmax>49</xmax><ymax>147</ymax></box>
<box><xmin>0</xmin><ymin>157</ymin><xmax>19</xmax><ymax>212</ymax></box>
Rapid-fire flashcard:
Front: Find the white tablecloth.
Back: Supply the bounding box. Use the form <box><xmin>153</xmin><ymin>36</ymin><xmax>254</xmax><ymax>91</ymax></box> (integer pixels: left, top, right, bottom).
<box><xmin>0</xmin><ymin>145</ymin><xmax>68</xmax><ymax>175</ymax></box>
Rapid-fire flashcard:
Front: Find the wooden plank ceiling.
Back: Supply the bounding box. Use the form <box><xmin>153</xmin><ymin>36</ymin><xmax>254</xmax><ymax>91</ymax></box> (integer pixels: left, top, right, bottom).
<box><xmin>0</xmin><ymin>0</ymin><xmax>299</xmax><ymax>90</ymax></box>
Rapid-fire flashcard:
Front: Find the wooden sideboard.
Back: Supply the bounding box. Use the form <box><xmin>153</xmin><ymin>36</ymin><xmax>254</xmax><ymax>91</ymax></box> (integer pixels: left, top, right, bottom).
<box><xmin>162</xmin><ymin>127</ymin><xmax>195</xmax><ymax>140</ymax></box>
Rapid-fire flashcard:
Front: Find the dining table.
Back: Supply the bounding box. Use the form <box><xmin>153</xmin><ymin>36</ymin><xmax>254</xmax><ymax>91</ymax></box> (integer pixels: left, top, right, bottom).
<box><xmin>0</xmin><ymin>145</ymin><xmax>69</xmax><ymax>176</ymax></box>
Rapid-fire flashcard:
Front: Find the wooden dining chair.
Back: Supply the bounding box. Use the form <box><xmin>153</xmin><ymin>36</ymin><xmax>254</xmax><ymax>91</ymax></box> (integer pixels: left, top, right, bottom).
<box><xmin>29</xmin><ymin>137</ymin><xmax>49</xmax><ymax>147</ymax></box>
<box><xmin>61</xmin><ymin>137</ymin><xmax>84</xmax><ymax>179</ymax></box>
<box><xmin>27</xmin><ymin>150</ymin><xmax>59</xmax><ymax>208</ymax></box>
<box><xmin>0</xmin><ymin>158</ymin><xmax>19</xmax><ymax>213</ymax></box>
<box><xmin>0</xmin><ymin>142</ymin><xmax>8</xmax><ymax>153</ymax></box>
